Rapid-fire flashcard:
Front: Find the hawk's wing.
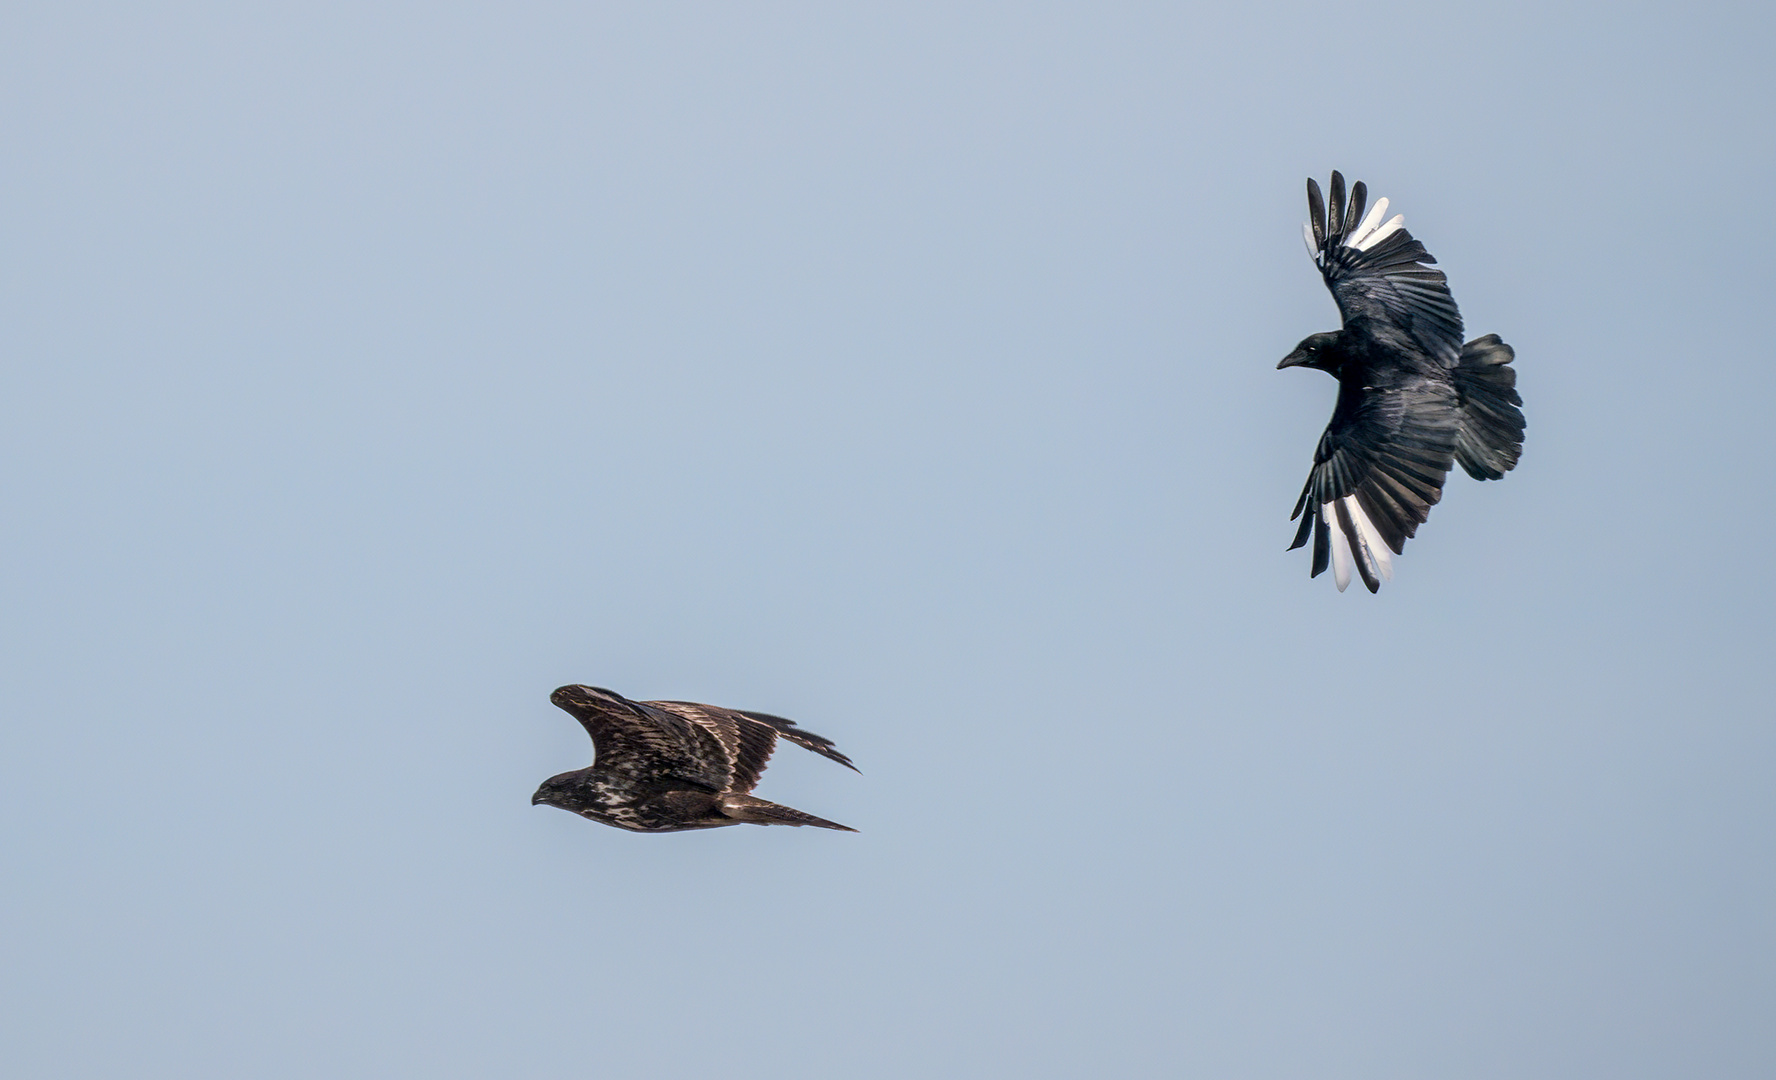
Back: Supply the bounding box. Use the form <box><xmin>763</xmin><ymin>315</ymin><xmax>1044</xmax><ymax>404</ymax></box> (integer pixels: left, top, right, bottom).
<box><xmin>1306</xmin><ymin>171</ymin><xmax>1464</xmax><ymax>365</ymax></box>
<box><xmin>737</xmin><ymin>710</ymin><xmax>857</xmax><ymax>773</ymax></box>
<box><xmin>1287</xmin><ymin>376</ymin><xmax>1459</xmax><ymax>593</ymax></box>
<box><xmin>651</xmin><ymin>702</ymin><xmax>778</xmax><ymax>795</ymax></box>
<box><xmin>564</xmin><ymin>698</ymin><xmax>733</xmax><ymax>791</ymax></box>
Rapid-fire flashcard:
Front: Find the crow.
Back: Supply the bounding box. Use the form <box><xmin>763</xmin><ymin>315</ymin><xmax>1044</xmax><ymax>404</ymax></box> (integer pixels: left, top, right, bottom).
<box><xmin>533</xmin><ymin>685</ymin><xmax>858</xmax><ymax>833</ymax></box>
<box><xmin>1279</xmin><ymin>171</ymin><xmax>1525</xmax><ymax>592</ymax></box>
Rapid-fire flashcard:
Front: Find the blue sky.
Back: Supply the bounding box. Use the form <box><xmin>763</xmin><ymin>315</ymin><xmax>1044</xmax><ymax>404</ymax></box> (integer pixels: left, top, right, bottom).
<box><xmin>3</xmin><ymin>3</ymin><xmax>1772</xmax><ymax>1077</ymax></box>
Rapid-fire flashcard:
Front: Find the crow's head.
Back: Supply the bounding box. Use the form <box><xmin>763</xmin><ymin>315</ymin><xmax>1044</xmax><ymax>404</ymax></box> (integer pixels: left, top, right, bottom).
<box><xmin>1278</xmin><ymin>331</ymin><xmax>1343</xmax><ymax>373</ymax></box>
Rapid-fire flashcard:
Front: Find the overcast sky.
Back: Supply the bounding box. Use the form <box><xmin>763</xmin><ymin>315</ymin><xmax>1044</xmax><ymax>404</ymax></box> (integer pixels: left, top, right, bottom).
<box><xmin>3</xmin><ymin>3</ymin><xmax>1772</xmax><ymax>1078</ymax></box>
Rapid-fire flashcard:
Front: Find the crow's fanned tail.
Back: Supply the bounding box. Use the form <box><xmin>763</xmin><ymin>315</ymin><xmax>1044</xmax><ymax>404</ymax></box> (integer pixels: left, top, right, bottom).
<box><xmin>1452</xmin><ymin>334</ymin><xmax>1525</xmax><ymax>481</ymax></box>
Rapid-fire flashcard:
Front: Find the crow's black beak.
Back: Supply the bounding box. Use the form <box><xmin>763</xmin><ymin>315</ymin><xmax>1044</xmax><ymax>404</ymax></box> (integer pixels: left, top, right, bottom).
<box><xmin>1277</xmin><ymin>349</ymin><xmax>1309</xmax><ymax>369</ymax></box>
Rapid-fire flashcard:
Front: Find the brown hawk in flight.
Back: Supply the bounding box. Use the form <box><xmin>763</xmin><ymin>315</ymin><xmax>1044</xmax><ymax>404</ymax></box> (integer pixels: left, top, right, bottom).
<box><xmin>532</xmin><ymin>685</ymin><xmax>858</xmax><ymax>833</ymax></box>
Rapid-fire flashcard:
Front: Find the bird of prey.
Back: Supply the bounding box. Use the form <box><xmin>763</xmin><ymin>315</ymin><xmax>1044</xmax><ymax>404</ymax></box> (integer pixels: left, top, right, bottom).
<box><xmin>532</xmin><ymin>685</ymin><xmax>858</xmax><ymax>833</ymax></box>
<box><xmin>1279</xmin><ymin>170</ymin><xmax>1525</xmax><ymax>592</ymax></box>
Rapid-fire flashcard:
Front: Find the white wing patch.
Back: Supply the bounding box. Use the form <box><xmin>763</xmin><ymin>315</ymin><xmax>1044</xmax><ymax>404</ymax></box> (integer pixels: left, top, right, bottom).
<box><xmin>1345</xmin><ymin>197</ymin><xmax>1388</xmax><ymax>248</ymax></box>
<box><xmin>1323</xmin><ymin>496</ymin><xmax>1395</xmax><ymax>593</ymax></box>
<box><xmin>1343</xmin><ymin>195</ymin><xmax>1405</xmax><ymax>253</ymax></box>
<box><xmin>1343</xmin><ymin>495</ymin><xmax>1394</xmax><ymax>582</ymax></box>
<box><xmin>1356</xmin><ymin>215</ymin><xmax>1404</xmax><ymax>251</ymax></box>
<box><xmin>1307</xmin><ymin>194</ymin><xmax>1406</xmax><ymax>263</ymax></box>
<box><xmin>1324</xmin><ymin>501</ymin><xmax>1354</xmax><ymax>592</ymax></box>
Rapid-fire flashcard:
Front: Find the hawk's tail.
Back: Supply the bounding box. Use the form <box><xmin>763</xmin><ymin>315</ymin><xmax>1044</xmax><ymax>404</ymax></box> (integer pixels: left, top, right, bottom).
<box><xmin>1453</xmin><ymin>334</ymin><xmax>1525</xmax><ymax>481</ymax></box>
<box><xmin>718</xmin><ymin>794</ymin><xmax>856</xmax><ymax>832</ymax></box>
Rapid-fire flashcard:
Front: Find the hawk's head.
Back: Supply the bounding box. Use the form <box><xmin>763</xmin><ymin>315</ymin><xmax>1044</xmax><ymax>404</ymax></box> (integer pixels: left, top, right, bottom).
<box><xmin>549</xmin><ymin>684</ymin><xmax>636</xmax><ymax>717</ymax></box>
<box><xmin>531</xmin><ymin>772</ymin><xmax>583</xmax><ymax>811</ymax></box>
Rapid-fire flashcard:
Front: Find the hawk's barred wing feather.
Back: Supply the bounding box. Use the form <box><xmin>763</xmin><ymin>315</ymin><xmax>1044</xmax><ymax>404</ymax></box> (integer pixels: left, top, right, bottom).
<box><xmin>572</xmin><ymin>699</ymin><xmax>734</xmax><ymax>791</ymax></box>
<box><xmin>737</xmin><ymin>710</ymin><xmax>859</xmax><ymax>773</ymax></box>
<box><xmin>653</xmin><ymin>701</ymin><xmax>781</xmax><ymax>794</ymax></box>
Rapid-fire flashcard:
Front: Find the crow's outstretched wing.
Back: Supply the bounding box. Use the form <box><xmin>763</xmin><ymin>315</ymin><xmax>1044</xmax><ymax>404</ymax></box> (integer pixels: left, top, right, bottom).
<box><xmin>1306</xmin><ymin>172</ymin><xmax>1464</xmax><ymax>365</ymax></box>
<box><xmin>561</xmin><ymin>696</ymin><xmax>733</xmax><ymax>791</ymax></box>
<box><xmin>1288</xmin><ymin>377</ymin><xmax>1459</xmax><ymax>592</ymax></box>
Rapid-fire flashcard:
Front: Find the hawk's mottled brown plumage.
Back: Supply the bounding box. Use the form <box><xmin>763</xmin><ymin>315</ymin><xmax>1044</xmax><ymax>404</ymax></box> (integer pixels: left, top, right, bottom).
<box><xmin>532</xmin><ymin>685</ymin><xmax>858</xmax><ymax>833</ymax></box>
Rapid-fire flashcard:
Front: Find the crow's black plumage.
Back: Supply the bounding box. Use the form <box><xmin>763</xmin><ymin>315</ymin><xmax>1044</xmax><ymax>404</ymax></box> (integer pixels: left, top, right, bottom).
<box><xmin>532</xmin><ymin>685</ymin><xmax>858</xmax><ymax>833</ymax></box>
<box><xmin>1279</xmin><ymin>171</ymin><xmax>1525</xmax><ymax>592</ymax></box>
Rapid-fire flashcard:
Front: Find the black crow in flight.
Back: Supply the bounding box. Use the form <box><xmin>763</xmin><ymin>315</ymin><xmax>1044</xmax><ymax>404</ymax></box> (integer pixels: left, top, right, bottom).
<box><xmin>1279</xmin><ymin>171</ymin><xmax>1525</xmax><ymax>592</ymax></box>
<box><xmin>533</xmin><ymin>685</ymin><xmax>858</xmax><ymax>832</ymax></box>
